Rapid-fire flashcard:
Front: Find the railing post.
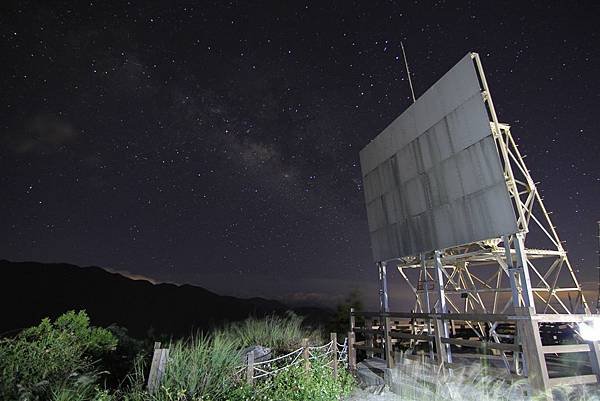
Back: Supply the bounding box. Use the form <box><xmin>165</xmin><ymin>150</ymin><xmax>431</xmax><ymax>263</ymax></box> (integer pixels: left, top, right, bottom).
<box><xmin>515</xmin><ymin>307</ymin><xmax>550</xmax><ymax>399</ymax></box>
<box><xmin>302</xmin><ymin>338</ymin><xmax>310</xmax><ymax>372</ymax></box>
<box><xmin>330</xmin><ymin>332</ymin><xmax>338</xmax><ymax>378</ymax></box>
<box><xmin>365</xmin><ymin>317</ymin><xmax>374</xmax><ymax>358</ymax></box>
<box><xmin>349</xmin><ymin>307</ymin><xmax>356</xmax><ymax>332</ymax></box>
<box><xmin>246</xmin><ymin>351</ymin><xmax>254</xmax><ymax>385</ymax></box>
<box><xmin>348</xmin><ymin>331</ymin><xmax>357</xmax><ymax>370</ymax></box>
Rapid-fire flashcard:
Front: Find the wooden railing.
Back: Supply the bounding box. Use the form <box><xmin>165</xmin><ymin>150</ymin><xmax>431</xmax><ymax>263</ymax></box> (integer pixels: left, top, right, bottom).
<box><xmin>348</xmin><ymin>307</ymin><xmax>600</xmax><ymax>398</ymax></box>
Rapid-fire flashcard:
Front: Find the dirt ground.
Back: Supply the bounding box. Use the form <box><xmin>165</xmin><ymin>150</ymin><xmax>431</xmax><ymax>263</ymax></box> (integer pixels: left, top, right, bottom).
<box><xmin>344</xmin><ymin>388</ymin><xmax>401</xmax><ymax>401</ymax></box>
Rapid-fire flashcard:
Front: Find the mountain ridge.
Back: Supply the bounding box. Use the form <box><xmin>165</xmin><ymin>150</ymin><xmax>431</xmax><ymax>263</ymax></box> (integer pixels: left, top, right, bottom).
<box><xmin>0</xmin><ymin>259</ymin><xmax>328</xmax><ymax>338</ymax></box>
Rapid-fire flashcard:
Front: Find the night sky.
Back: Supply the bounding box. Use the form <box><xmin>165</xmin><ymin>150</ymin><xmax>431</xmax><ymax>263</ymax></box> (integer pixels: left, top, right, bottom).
<box><xmin>1</xmin><ymin>1</ymin><xmax>599</xmax><ymax>309</ymax></box>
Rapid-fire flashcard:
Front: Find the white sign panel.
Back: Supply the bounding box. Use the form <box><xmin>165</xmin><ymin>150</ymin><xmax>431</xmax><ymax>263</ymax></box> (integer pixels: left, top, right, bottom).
<box><xmin>360</xmin><ymin>53</ymin><xmax>517</xmax><ymax>262</ymax></box>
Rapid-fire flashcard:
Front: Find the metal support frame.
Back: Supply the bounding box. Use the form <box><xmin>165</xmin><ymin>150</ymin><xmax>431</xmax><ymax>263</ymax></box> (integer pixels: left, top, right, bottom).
<box><xmin>386</xmin><ymin>53</ymin><xmax>588</xmax><ymax>325</ymax></box>
<box><xmin>368</xmin><ymin>53</ymin><xmax>591</xmax><ymax>388</ymax></box>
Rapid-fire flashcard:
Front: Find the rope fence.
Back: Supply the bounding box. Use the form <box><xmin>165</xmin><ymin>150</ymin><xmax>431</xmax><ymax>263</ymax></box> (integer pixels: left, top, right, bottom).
<box><xmin>147</xmin><ymin>333</ymin><xmax>349</xmax><ymax>392</ymax></box>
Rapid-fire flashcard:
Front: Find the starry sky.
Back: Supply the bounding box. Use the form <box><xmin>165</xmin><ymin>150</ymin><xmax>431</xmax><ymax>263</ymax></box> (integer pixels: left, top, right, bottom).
<box><xmin>1</xmin><ymin>1</ymin><xmax>599</xmax><ymax>309</ymax></box>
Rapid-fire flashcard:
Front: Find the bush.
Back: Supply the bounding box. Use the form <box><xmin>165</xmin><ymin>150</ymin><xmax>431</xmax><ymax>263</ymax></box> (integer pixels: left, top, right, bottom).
<box><xmin>0</xmin><ymin>310</ymin><xmax>117</xmax><ymax>401</ymax></box>
<box><xmin>255</xmin><ymin>356</ymin><xmax>355</xmax><ymax>401</ymax></box>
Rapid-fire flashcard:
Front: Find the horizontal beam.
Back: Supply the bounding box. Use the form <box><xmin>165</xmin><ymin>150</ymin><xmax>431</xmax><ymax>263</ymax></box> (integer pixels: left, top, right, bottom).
<box><xmin>542</xmin><ymin>344</ymin><xmax>591</xmax><ymax>354</ymax></box>
<box><xmin>441</xmin><ymin>337</ymin><xmax>520</xmax><ymax>352</ymax></box>
<box><xmin>353</xmin><ymin>328</ymin><xmax>383</xmax><ymax>334</ymax></box>
<box><xmin>533</xmin><ymin>314</ymin><xmax>600</xmax><ymax>323</ymax></box>
<box><xmin>548</xmin><ymin>375</ymin><xmax>598</xmax><ymax>386</ymax></box>
<box><xmin>353</xmin><ymin>345</ymin><xmax>385</xmax><ymax>354</ymax></box>
<box><xmin>354</xmin><ymin>311</ymin><xmax>431</xmax><ymax>319</ymax></box>
<box><xmin>353</xmin><ymin>311</ymin><xmax>600</xmax><ymax>324</ymax></box>
<box><xmin>389</xmin><ymin>331</ymin><xmax>432</xmax><ymax>341</ymax></box>
<box><xmin>435</xmin><ymin>313</ymin><xmax>512</xmax><ymax>322</ymax></box>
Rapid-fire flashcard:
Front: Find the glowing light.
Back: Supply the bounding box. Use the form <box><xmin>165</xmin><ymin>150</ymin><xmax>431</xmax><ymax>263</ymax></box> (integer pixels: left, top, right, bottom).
<box><xmin>578</xmin><ymin>318</ymin><xmax>600</xmax><ymax>342</ymax></box>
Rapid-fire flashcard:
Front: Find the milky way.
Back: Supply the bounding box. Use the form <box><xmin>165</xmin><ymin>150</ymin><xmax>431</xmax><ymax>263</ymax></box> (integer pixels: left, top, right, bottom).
<box><xmin>1</xmin><ymin>1</ymin><xmax>599</xmax><ymax>308</ymax></box>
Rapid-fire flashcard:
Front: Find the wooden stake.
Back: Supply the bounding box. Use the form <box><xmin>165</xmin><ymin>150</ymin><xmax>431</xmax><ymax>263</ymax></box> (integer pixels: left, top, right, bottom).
<box><xmin>302</xmin><ymin>338</ymin><xmax>310</xmax><ymax>372</ymax></box>
<box><xmin>330</xmin><ymin>332</ymin><xmax>338</xmax><ymax>378</ymax></box>
<box><xmin>246</xmin><ymin>351</ymin><xmax>254</xmax><ymax>385</ymax></box>
<box><xmin>348</xmin><ymin>331</ymin><xmax>356</xmax><ymax>370</ymax></box>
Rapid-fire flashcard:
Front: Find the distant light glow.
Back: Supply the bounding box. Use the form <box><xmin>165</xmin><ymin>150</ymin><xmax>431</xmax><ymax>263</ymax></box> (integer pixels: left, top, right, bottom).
<box><xmin>578</xmin><ymin>318</ymin><xmax>600</xmax><ymax>341</ymax></box>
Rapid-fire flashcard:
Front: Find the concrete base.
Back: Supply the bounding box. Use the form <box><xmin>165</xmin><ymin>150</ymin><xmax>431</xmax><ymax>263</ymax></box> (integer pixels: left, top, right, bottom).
<box><xmin>355</xmin><ymin>358</ymin><xmax>386</xmax><ymax>394</ymax></box>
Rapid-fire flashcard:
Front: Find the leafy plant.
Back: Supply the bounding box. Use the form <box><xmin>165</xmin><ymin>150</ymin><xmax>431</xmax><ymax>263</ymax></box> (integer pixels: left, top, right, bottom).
<box><xmin>255</xmin><ymin>356</ymin><xmax>355</xmax><ymax>401</ymax></box>
<box><xmin>0</xmin><ymin>310</ymin><xmax>117</xmax><ymax>401</ymax></box>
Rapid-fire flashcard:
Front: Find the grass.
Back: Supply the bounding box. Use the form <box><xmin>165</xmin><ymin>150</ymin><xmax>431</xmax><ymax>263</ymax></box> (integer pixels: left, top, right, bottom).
<box><xmin>367</xmin><ymin>356</ymin><xmax>600</xmax><ymax>401</ymax></box>
<box><xmin>154</xmin><ymin>333</ymin><xmax>243</xmax><ymax>401</ymax></box>
<box><xmin>218</xmin><ymin>312</ymin><xmax>321</xmax><ymax>352</ymax></box>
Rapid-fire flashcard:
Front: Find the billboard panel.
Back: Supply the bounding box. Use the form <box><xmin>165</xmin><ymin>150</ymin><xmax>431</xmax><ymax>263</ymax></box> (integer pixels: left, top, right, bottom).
<box><xmin>360</xmin><ymin>53</ymin><xmax>518</xmax><ymax>261</ymax></box>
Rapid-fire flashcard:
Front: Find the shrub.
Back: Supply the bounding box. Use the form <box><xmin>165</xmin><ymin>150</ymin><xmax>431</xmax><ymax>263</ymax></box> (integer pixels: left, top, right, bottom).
<box><xmin>0</xmin><ymin>310</ymin><xmax>117</xmax><ymax>401</ymax></box>
<box><xmin>255</xmin><ymin>356</ymin><xmax>355</xmax><ymax>401</ymax></box>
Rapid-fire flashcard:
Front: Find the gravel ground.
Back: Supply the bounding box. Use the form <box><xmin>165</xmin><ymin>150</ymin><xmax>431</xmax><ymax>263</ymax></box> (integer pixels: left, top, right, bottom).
<box><xmin>343</xmin><ymin>388</ymin><xmax>401</xmax><ymax>401</ymax></box>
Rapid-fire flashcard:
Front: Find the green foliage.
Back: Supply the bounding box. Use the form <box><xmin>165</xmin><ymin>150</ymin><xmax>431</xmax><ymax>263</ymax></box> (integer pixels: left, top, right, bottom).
<box><xmin>0</xmin><ymin>312</ymin><xmax>356</xmax><ymax>401</ymax></box>
<box><xmin>153</xmin><ymin>333</ymin><xmax>243</xmax><ymax>401</ymax></box>
<box><xmin>326</xmin><ymin>290</ymin><xmax>363</xmax><ymax>338</ymax></box>
<box><xmin>219</xmin><ymin>313</ymin><xmax>321</xmax><ymax>352</ymax></box>
<box><xmin>102</xmin><ymin>325</ymin><xmax>146</xmax><ymax>388</ymax></box>
<box><xmin>254</xmin><ymin>357</ymin><xmax>355</xmax><ymax>401</ymax></box>
<box><xmin>0</xmin><ymin>310</ymin><xmax>117</xmax><ymax>401</ymax></box>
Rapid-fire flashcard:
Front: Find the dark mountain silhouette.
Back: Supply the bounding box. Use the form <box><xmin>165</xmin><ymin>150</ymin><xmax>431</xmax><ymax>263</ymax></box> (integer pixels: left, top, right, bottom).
<box><xmin>0</xmin><ymin>260</ymin><xmax>329</xmax><ymax>338</ymax></box>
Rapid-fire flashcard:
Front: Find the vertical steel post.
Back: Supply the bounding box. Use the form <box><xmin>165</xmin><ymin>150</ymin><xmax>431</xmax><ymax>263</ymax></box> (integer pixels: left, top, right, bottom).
<box><xmin>379</xmin><ymin>262</ymin><xmax>390</xmax><ymax>313</ymax></box>
<box><xmin>514</xmin><ymin>232</ymin><xmax>536</xmax><ymax>311</ymax></box>
<box><xmin>503</xmin><ymin>235</ymin><xmax>522</xmax><ymax>309</ymax></box>
<box><xmin>434</xmin><ymin>250</ymin><xmax>452</xmax><ymax>363</ymax></box>
<box><xmin>379</xmin><ymin>261</ymin><xmax>393</xmax><ymax>366</ymax></box>
<box><xmin>421</xmin><ymin>253</ymin><xmax>434</xmax><ymax>360</ymax></box>
<box><xmin>420</xmin><ymin>254</ymin><xmax>431</xmax><ymax>313</ymax></box>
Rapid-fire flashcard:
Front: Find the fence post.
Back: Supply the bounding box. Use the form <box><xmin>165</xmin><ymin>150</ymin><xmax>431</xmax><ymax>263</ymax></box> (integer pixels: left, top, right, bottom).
<box><xmin>330</xmin><ymin>332</ymin><xmax>338</xmax><ymax>378</ymax></box>
<box><xmin>348</xmin><ymin>331</ymin><xmax>357</xmax><ymax>370</ymax></box>
<box><xmin>347</xmin><ymin>331</ymin><xmax>356</xmax><ymax>370</ymax></box>
<box><xmin>302</xmin><ymin>338</ymin><xmax>310</xmax><ymax>372</ymax></box>
<box><xmin>349</xmin><ymin>307</ymin><xmax>356</xmax><ymax>332</ymax></box>
<box><xmin>147</xmin><ymin>347</ymin><xmax>169</xmax><ymax>394</ymax></box>
<box><xmin>365</xmin><ymin>317</ymin><xmax>374</xmax><ymax>358</ymax></box>
<box><xmin>515</xmin><ymin>307</ymin><xmax>550</xmax><ymax>399</ymax></box>
<box><xmin>246</xmin><ymin>351</ymin><xmax>254</xmax><ymax>385</ymax></box>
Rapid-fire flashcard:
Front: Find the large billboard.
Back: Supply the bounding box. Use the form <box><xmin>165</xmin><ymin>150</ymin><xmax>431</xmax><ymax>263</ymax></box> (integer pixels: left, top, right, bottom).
<box><xmin>360</xmin><ymin>52</ymin><xmax>518</xmax><ymax>262</ymax></box>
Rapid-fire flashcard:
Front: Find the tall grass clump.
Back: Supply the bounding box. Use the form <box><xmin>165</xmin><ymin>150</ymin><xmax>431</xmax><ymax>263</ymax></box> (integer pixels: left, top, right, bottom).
<box><xmin>154</xmin><ymin>333</ymin><xmax>243</xmax><ymax>401</ymax></box>
<box><xmin>219</xmin><ymin>312</ymin><xmax>320</xmax><ymax>352</ymax></box>
<box><xmin>382</xmin><ymin>356</ymin><xmax>600</xmax><ymax>401</ymax></box>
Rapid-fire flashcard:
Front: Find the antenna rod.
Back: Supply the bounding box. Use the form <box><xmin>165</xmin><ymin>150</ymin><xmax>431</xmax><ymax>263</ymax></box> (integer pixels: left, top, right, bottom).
<box><xmin>400</xmin><ymin>41</ymin><xmax>416</xmax><ymax>103</ymax></box>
